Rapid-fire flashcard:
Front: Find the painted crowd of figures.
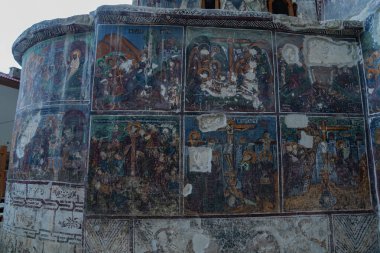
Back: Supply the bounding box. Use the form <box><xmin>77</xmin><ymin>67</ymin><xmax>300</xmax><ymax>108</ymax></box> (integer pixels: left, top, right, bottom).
<box><xmin>10</xmin><ymin>24</ymin><xmax>375</xmax><ymax>215</ymax></box>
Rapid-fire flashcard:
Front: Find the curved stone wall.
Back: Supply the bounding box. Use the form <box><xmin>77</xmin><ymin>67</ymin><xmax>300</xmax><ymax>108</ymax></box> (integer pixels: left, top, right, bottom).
<box><xmin>2</xmin><ymin>5</ymin><xmax>379</xmax><ymax>253</ymax></box>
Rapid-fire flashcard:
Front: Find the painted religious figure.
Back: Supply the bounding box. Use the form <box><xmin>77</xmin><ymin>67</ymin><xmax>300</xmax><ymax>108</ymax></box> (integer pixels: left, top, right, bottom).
<box><xmin>277</xmin><ymin>33</ymin><xmax>362</xmax><ymax>113</ymax></box>
<box><xmin>281</xmin><ymin>116</ymin><xmax>371</xmax><ymax>211</ymax></box>
<box><xmin>93</xmin><ymin>25</ymin><xmax>183</xmax><ymax>111</ymax></box>
<box><xmin>87</xmin><ymin>115</ymin><xmax>180</xmax><ymax>215</ymax></box>
<box><xmin>17</xmin><ymin>33</ymin><xmax>93</xmax><ymax>110</ymax></box>
<box><xmin>9</xmin><ymin>105</ymin><xmax>89</xmax><ymax>183</ymax></box>
<box><xmin>185</xmin><ymin>27</ymin><xmax>275</xmax><ymax>112</ymax></box>
<box><xmin>184</xmin><ymin>115</ymin><xmax>278</xmax><ymax>214</ymax></box>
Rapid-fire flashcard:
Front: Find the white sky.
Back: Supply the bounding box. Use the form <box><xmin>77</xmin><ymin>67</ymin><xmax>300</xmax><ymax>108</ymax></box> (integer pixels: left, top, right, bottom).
<box><xmin>0</xmin><ymin>0</ymin><xmax>132</xmax><ymax>73</ymax></box>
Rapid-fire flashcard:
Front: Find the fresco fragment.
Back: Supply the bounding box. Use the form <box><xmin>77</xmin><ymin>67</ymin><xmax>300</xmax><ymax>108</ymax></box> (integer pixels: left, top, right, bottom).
<box><xmin>281</xmin><ymin>116</ymin><xmax>371</xmax><ymax>211</ymax></box>
<box><xmin>87</xmin><ymin>115</ymin><xmax>180</xmax><ymax>216</ymax></box>
<box><xmin>277</xmin><ymin>33</ymin><xmax>362</xmax><ymax>113</ymax></box>
<box><xmin>184</xmin><ymin>115</ymin><xmax>278</xmax><ymax>214</ymax></box>
<box><xmin>93</xmin><ymin>25</ymin><xmax>183</xmax><ymax>111</ymax></box>
<box><xmin>186</xmin><ymin>27</ymin><xmax>275</xmax><ymax>112</ymax></box>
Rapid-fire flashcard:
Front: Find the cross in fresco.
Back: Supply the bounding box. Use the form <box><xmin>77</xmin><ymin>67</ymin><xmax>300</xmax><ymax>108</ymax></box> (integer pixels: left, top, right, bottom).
<box><xmin>218</xmin><ymin>119</ymin><xmax>255</xmax><ymax>170</ymax></box>
<box><xmin>318</xmin><ymin>120</ymin><xmax>350</xmax><ymax>141</ymax></box>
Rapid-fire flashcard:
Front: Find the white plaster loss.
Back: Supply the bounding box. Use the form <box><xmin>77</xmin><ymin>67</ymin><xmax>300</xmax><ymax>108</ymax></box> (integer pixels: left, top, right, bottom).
<box><xmin>183</xmin><ymin>183</ymin><xmax>193</xmax><ymax>197</ymax></box>
<box><xmin>16</xmin><ymin>112</ymin><xmax>41</xmax><ymax>159</ymax></box>
<box><xmin>197</xmin><ymin>113</ymin><xmax>227</xmax><ymax>132</ymax></box>
<box><xmin>284</xmin><ymin>114</ymin><xmax>309</xmax><ymax>128</ymax></box>
<box><xmin>188</xmin><ymin>147</ymin><xmax>212</xmax><ymax>173</ymax></box>
<box><xmin>192</xmin><ymin>233</ymin><xmax>210</xmax><ymax>253</ymax></box>
<box><xmin>298</xmin><ymin>131</ymin><xmax>313</xmax><ymax>149</ymax></box>
<box><xmin>303</xmin><ymin>37</ymin><xmax>359</xmax><ymax>68</ymax></box>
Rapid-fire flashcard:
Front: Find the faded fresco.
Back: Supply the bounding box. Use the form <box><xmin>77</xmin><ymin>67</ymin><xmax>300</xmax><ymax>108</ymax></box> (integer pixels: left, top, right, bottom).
<box><xmin>281</xmin><ymin>116</ymin><xmax>371</xmax><ymax>211</ymax></box>
<box><xmin>369</xmin><ymin>118</ymin><xmax>380</xmax><ymax>193</ymax></box>
<box><xmin>2</xmin><ymin>181</ymin><xmax>83</xmax><ymax>252</ymax></box>
<box><xmin>332</xmin><ymin>214</ymin><xmax>380</xmax><ymax>253</ymax></box>
<box><xmin>296</xmin><ymin>0</ymin><xmax>318</xmax><ymax>20</ymax></box>
<box><xmin>93</xmin><ymin>25</ymin><xmax>183</xmax><ymax>111</ymax></box>
<box><xmin>323</xmin><ymin>0</ymin><xmax>379</xmax><ymax>20</ymax></box>
<box><xmin>277</xmin><ymin>33</ymin><xmax>362</xmax><ymax>113</ymax></box>
<box><xmin>361</xmin><ymin>11</ymin><xmax>380</xmax><ymax>114</ymax></box>
<box><xmin>221</xmin><ymin>0</ymin><xmax>267</xmax><ymax>11</ymax></box>
<box><xmin>18</xmin><ymin>33</ymin><xmax>93</xmax><ymax>110</ymax></box>
<box><xmin>135</xmin><ymin>216</ymin><xmax>330</xmax><ymax>253</ymax></box>
<box><xmin>186</xmin><ymin>27</ymin><xmax>275</xmax><ymax>112</ymax></box>
<box><xmin>87</xmin><ymin>115</ymin><xmax>180</xmax><ymax>215</ymax></box>
<box><xmin>184</xmin><ymin>115</ymin><xmax>278</xmax><ymax>214</ymax></box>
<box><xmin>134</xmin><ymin>0</ymin><xmax>200</xmax><ymax>8</ymax></box>
<box><xmin>8</xmin><ymin>105</ymin><xmax>89</xmax><ymax>183</ymax></box>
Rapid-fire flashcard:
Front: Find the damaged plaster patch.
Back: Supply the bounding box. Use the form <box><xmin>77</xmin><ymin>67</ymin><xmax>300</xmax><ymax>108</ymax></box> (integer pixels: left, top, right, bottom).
<box><xmin>188</xmin><ymin>147</ymin><xmax>212</xmax><ymax>173</ymax></box>
<box><xmin>284</xmin><ymin>114</ymin><xmax>309</xmax><ymax>128</ymax></box>
<box><xmin>183</xmin><ymin>184</ymin><xmax>193</xmax><ymax>197</ymax></box>
<box><xmin>192</xmin><ymin>233</ymin><xmax>210</xmax><ymax>253</ymax></box>
<box><xmin>298</xmin><ymin>131</ymin><xmax>313</xmax><ymax>148</ymax></box>
<box><xmin>282</xmin><ymin>44</ymin><xmax>302</xmax><ymax>66</ymax></box>
<box><xmin>16</xmin><ymin>112</ymin><xmax>41</xmax><ymax>159</ymax></box>
<box><xmin>197</xmin><ymin>113</ymin><xmax>227</xmax><ymax>132</ymax></box>
<box><xmin>303</xmin><ymin>36</ymin><xmax>359</xmax><ymax>68</ymax></box>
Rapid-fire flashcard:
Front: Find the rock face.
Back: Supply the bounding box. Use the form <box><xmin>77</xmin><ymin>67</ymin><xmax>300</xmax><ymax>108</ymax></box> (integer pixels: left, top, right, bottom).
<box><xmin>2</xmin><ymin>4</ymin><xmax>380</xmax><ymax>253</ymax></box>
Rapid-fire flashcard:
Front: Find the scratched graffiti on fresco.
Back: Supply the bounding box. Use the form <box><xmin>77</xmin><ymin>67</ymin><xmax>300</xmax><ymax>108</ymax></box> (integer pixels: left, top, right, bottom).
<box><xmin>9</xmin><ymin>105</ymin><xmax>89</xmax><ymax>183</ymax></box>
<box><xmin>184</xmin><ymin>115</ymin><xmax>278</xmax><ymax>214</ymax></box>
<box><xmin>281</xmin><ymin>116</ymin><xmax>371</xmax><ymax>211</ymax></box>
<box><xmin>17</xmin><ymin>33</ymin><xmax>93</xmax><ymax>110</ymax></box>
<box><xmin>185</xmin><ymin>27</ymin><xmax>275</xmax><ymax>112</ymax></box>
<box><xmin>87</xmin><ymin>115</ymin><xmax>180</xmax><ymax>215</ymax></box>
<box><xmin>277</xmin><ymin>33</ymin><xmax>362</xmax><ymax>113</ymax></box>
<box><xmin>93</xmin><ymin>25</ymin><xmax>183</xmax><ymax>111</ymax></box>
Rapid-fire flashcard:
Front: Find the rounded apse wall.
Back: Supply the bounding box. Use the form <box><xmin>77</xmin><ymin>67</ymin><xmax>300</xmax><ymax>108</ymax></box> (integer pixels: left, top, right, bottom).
<box><xmin>2</xmin><ymin>4</ymin><xmax>379</xmax><ymax>253</ymax></box>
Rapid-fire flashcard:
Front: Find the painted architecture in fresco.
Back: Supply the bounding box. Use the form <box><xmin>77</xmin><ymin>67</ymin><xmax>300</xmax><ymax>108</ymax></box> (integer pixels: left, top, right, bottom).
<box><xmin>277</xmin><ymin>33</ymin><xmax>362</xmax><ymax>113</ymax></box>
<box><xmin>281</xmin><ymin>116</ymin><xmax>370</xmax><ymax>211</ymax></box>
<box><xmin>93</xmin><ymin>25</ymin><xmax>183</xmax><ymax>111</ymax></box>
<box><xmin>17</xmin><ymin>33</ymin><xmax>93</xmax><ymax>110</ymax></box>
<box><xmin>87</xmin><ymin>115</ymin><xmax>180</xmax><ymax>215</ymax></box>
<box><xmin>9</xmin><ymin>105</ymin><xmax>89</xmax><ymax>183</ymax></box>
<box><xmin>184</xmin><ymin>115</ymin><xmax>278</xmax><ymax>214</ymax></box>
<box><xmin>185</xmin><ymin>27</ymin><xmax>274</xmax><ymax>112</ymax></box>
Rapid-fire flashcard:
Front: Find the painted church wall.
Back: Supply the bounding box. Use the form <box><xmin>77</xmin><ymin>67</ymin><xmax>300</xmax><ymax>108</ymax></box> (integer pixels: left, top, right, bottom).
<box><xmin>3</xmin><ymin>6</ymin><xmax>379</xmax><ymax>252</ymax></box>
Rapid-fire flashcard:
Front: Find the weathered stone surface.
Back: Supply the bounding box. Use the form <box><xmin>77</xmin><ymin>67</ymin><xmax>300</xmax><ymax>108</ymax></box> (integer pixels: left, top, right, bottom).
<box><xmin>332</xmin><ymin>213</ymin><xmax>380</xmax><ymax>253</ymax></box>
<box><xmin>85</xmin><ymin>219</ymin><xmax>132</xmax><ymax>253</ymax></box>
<box><xmin>2</xmin><ymin>181</ymin><xmax>83</xmax><ymax>251</ymax></box>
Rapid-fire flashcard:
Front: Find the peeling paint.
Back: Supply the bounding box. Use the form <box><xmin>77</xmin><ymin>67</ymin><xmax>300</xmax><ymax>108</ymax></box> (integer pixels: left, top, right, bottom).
<box><xmin>303</xmin><ymin>37</ymin><xmax>359</xmax><ymax>68</ymax></box>
<box><xmin>188</xmin><ymin>147</ymin><xmax>212</xmax><ymax>173</ymax></box>
<box><xmin>197</xmin><ymin>113</ymin><xmax>227</xmax><ymax>132</ymax></box>
<box><xmin>183</xmin><ymin>183</ymin><xmax>193</xmax><ymax>197</ymax></box>
<box><xmin>284</xmin><ymin>114</ymin><xmax>309</xmax><ymax>128</ymax></box>
<box><xmin>298</xmin><ymin>131</ymin><xmax>313</xmax><ymax>149</ymax></box>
